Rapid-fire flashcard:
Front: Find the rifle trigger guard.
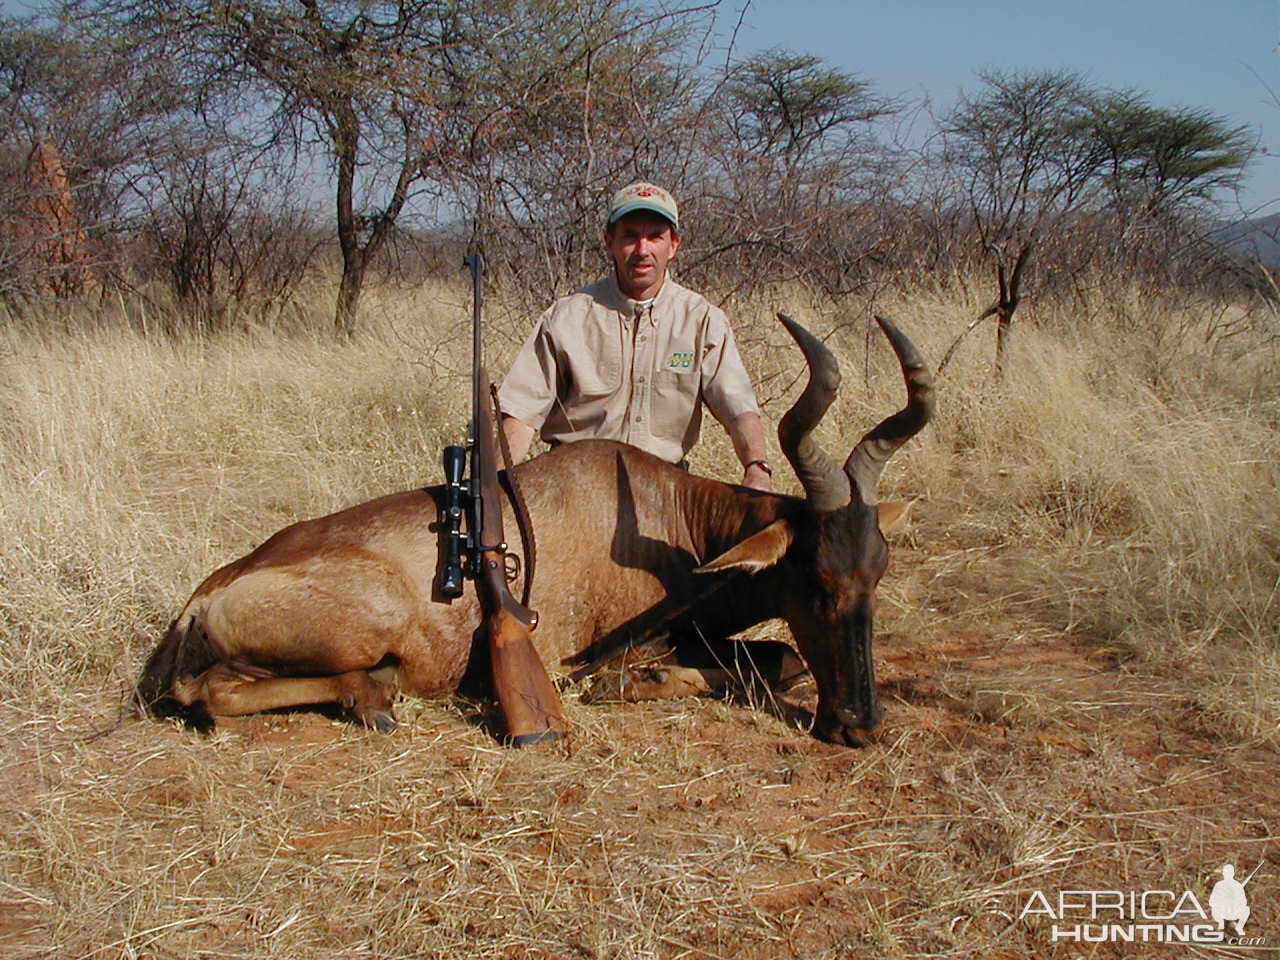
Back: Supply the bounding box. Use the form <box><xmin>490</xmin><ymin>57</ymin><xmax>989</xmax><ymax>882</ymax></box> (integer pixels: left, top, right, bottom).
<box><xmin>503</xmin><ymin>551</ymin><xmax>522</xmax><ymax>586</ymax></box>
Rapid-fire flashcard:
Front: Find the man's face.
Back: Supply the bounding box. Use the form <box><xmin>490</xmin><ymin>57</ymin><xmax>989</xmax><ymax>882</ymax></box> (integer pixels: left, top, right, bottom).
<box><xmin>604</xmin><ymin>211</ymin><xmax>680</xmax><ymax>300</ymax></box>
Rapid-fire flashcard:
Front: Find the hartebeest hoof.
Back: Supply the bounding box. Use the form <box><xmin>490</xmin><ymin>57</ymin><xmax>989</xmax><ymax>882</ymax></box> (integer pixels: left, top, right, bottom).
<box><xmin>337</xmin><ymin>671</ymin><xmax>397</xmax><ymax>733</ymax></box>
<box><xmin>363</xmin><ymin>710</ymin><xmax>397</xmax><ymax>734</ymax></box>
<box><xmin>812</xmin><ymin>706</ymin><xmax>878</xmax><ymax>747</ymax></box>
<box><xmin>511</xmin><ymin>730</ymin><xmax>563</xmax><ymax>748</ymax></box>
<box><xmin>812</xmin><ymin>723</ymin><xmax>867</xmax><ymax>748</ymax></box>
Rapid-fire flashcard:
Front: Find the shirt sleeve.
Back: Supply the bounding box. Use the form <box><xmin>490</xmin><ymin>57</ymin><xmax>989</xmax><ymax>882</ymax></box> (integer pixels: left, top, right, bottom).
<box><xmin>699</xmin><ymin>307</ymin><xmax>761</xmax><ymax>426</ymax></box>
<box><xmin>497</xmin><ymin>310</ymin><xmax>559</xmax><ymax>430</ymax></box>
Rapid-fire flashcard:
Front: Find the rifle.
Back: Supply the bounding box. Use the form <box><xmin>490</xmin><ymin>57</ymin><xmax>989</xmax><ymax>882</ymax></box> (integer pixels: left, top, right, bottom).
<box><xmin>439</xmin><ymin>251</ymin><xmax>566</xmax><ymax>746</ymax></box>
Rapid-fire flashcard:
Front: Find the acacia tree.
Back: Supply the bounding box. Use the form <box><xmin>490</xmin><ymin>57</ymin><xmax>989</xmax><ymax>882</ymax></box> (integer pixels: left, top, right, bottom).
<box><xmin>1086</xmin><ymin>89</ymin><xmax>1253</xmax><ymax>255</ymax></box>
<box><xmin>940</xmin><ymin>70</ymin><xmax>1255</xmax><ymax>375</ymax></box>
<box><xmin>941</xmin><ymin>69</ymin><xmax>1099</xmax><ymax>375</ymax></box>
<box><xmin>71</xmin><ymin>0</ymin><xmax>720</xmax><ymax>333</ymax></box>
<box><xmin>429</xmin><ymin>0</ymin><xmax>717</xmax><ymax>308</ymax></box>
<box><xmin>695</xmin><ymin>49</ymin><xmax>899</xmax><ymax>295</ymax></box>
<box><xmin>77</xmin><ymin>0</ymin><xmax>476</xmax><ymax>335</ymax></box>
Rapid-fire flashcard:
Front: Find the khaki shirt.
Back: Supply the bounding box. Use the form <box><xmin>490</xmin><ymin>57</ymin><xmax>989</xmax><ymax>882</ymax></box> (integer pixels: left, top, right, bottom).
<box><xmin>498</xmin><ymin>275</ymin><xmax>760</xmax><ymax>463</ymax></box>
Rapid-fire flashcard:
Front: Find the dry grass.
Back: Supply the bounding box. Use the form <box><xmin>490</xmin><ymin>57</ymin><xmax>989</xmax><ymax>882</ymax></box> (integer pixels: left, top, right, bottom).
<box><xmin>0</xmin><ymin>274</ymin><xmax>1277</xmax><ymax>958</ymax></box>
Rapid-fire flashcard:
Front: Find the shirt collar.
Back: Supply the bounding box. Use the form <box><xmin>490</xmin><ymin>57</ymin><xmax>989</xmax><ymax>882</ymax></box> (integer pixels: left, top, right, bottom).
<box><xmin>607</xmin><ymin>273</ymin><xmax>670</xmax><ymax>325</ymax></box>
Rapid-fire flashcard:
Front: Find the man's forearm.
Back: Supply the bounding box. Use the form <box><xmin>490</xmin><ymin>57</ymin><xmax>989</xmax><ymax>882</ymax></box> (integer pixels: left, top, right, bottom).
<box><xmin>728</xmin><ymin>411</ymin><xmax>771</xmax><ymax>491</ymax></box>
<box><xmin>501</xmin><ymin>415</ymin><xmax>536</xmax><ymax>464</ymax></box>
<box><xmin>728</xmin><ymin>411</ymin><xmax>767</xmax><ymax>462</ymax></box>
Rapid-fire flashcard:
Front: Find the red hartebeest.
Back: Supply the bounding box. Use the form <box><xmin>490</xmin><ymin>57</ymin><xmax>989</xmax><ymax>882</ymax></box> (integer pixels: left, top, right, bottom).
<box><xmin>136</xmin><ymin>314</ymin><xmax>933</xmax><ymax>746</ymax></box>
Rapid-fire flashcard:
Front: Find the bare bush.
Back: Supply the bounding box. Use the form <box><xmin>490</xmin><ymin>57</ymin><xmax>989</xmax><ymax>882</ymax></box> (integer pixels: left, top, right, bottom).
<box><xmin>128</xmin><ymin>149</ymin><xmax>324</xmax><ymax>330</ymax></box>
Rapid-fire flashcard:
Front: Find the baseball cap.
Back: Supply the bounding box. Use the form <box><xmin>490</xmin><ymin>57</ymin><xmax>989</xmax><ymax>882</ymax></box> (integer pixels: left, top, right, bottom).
<box><xmin>607</xmin><ymin>182</ymin><xmax>679</xmax><ymax>229</ymax></box>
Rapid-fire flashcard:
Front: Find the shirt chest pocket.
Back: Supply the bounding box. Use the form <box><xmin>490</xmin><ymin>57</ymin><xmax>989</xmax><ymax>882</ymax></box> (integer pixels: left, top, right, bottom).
<box><xmin>564</xmin><ymin>331</ymin><xmax>622</xmax><ymax>397</ymax></box>
<box><xmin>651</xmin><ymin>361</ymin><xmax>701</xmax><ymax>440</ymax></box>
<box><xmin>653</xmin><ymin>343</ymin><xmax>699</xmax><ymax>401</ymax></box>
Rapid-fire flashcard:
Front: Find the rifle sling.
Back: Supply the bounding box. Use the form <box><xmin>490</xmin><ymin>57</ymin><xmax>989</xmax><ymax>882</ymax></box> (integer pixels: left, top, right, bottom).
<box><xmin>490</xmin><ymin>383</ymin><xmax>537</xmax><ymax>609</ymax></box>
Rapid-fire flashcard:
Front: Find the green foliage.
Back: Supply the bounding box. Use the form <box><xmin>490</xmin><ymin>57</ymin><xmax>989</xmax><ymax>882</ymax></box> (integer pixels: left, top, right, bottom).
<box><xmin>945</xmin><ymin>70</ymin><xmax>1100</xmax><ymax>242</ymax></box>
<box><xmin>945</xmin><ymin>69</ymin><xmax>1254</xmax><ymax>241</ymax></box>
<box><xmin>723</xmin><ymin>48</ymin><xmax>895</xmax><ymax>162</ymax></box>
<box><xmin>1086</xmin><ymin>90</ymin><xmax>1253</xmax><ymax>217</ymax></box>
<box><xmin>689</xmin><ymin>48</ymin><xmax>900</xmax><ymax>296</ymax></box>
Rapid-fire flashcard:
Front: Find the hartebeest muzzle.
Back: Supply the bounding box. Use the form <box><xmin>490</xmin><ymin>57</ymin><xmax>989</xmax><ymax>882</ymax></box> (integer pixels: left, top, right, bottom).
<box><xmin>810</xmin><ymin>603</ymin><xmax>881</xmax><ymax>746</ymax></box>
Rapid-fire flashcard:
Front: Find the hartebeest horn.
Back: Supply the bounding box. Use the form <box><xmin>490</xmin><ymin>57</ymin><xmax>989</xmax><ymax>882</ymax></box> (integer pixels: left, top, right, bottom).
<box><xmin>844</xmin><ymin>315</ymin><xmax>935</xmax><ymax>506</ymax></box>
<box><xmin>776</xmin><ymin>313</ymin><xmax>851</xmax><ymax>512</ymax></box>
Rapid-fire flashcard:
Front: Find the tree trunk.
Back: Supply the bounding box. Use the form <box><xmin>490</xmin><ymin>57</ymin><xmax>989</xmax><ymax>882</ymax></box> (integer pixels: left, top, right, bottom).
<box><xmin>335</xmin><ymin>249</ymin><xmax>366</xmax><ymax>338</ymax></box>
<box><xmin>332</xmin><ymin>102</ymin><xmax>362</xmax><ymax>336</ymax></box>
<box><xmin>936</xmin><ymin>241</ymin><xmax>1033</xmax><ymax>378</ymax></box>
<box><xmin>994</xmin><ymin>304</ymin><xmax>1013</xmax><ymax>379</ymax></box>
<box><xmin>328</xmin><ymin>100</ymin><xmax>415</xmax><ymax>337</ymax></box>
<box><xmin>992</xmin><ymin>242</ymin><xmax>1034</xmax><ymax>381</ymax></box>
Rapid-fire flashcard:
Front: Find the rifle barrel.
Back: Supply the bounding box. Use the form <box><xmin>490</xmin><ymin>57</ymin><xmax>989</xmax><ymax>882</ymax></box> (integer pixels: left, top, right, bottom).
<box><xmin>460</xmin><ymin>248</ymin><xmax>564</xmax><ymax>745</ymax></box>
<box><xmin>465</xmin><ymin>252</ymin><xmax>484</xmax><ymax>417</ymax></box>
<box><xmin>1242</xmin><ymin>859</ymin><xmax>1265</xmax><ymax>885</ymax></box>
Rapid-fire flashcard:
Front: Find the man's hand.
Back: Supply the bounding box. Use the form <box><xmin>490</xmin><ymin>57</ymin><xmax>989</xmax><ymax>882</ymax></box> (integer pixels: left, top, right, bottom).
<box><xmin>742</xmin><ymin>460</ymin><xmax>772</xmax><ymax>492</ymax></box>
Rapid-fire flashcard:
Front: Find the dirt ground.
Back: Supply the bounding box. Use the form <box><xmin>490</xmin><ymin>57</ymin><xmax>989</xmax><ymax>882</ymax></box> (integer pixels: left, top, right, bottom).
<box><xmin>1</xmin><ymin>540</ymin><xmax>1275</xmax><ymax>959</ymax></box>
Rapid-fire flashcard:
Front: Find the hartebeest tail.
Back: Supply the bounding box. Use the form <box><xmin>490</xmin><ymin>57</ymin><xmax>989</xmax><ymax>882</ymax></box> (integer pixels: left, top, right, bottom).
<box><xmin>135</xmin><ymin>612</ymin><xmax>217</xmax><ymax>732</ymax></box>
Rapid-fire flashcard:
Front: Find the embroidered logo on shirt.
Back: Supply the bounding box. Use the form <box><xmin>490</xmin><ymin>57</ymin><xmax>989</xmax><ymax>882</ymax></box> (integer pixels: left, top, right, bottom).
<box><xmin>666</xmin><ymin>350</ymin><xmax>695</xmax><ymax>371</ymax></box>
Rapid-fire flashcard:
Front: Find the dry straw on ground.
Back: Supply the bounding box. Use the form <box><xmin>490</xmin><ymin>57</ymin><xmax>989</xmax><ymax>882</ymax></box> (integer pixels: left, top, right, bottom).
<box><xmin>0</xmin><ymin>277</ymin><xmax>1276</xmax><ymax>958</ymax></box>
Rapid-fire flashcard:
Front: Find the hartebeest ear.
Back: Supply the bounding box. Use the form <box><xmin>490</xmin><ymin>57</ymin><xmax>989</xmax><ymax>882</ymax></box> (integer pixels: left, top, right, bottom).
<box><xmin>694</xmin><ymin>519</ymin><xmax>796</xmax><ymax>575</ymax></box>
<box><xmin>876</xmin><ymin>499</ymin><xmax>915</xmax><ymax>536</ymax></box>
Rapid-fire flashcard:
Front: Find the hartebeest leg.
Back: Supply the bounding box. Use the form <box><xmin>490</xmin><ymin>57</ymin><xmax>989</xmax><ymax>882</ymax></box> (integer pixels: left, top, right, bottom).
<box><xmin>584</xmin><ymin>640</ymin><xmax>808</xmax><ymax>704</ymax></box>
<box><xmin>174</xmin><ymin>662</ymin><xmax>397</xmax><ymax>732</ymax></box>
<box><xmin>608</xmin><ymin>664</ymin><xmax>716</xmax><ymax>701</ymax></box>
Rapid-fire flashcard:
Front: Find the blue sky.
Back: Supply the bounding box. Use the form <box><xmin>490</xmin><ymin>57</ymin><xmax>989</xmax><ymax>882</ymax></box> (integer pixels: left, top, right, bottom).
<box><xmin>726</xmin><ymin>0</ymin><xmax>1280</xmax><ymax>214</ymax></box>
<box><xmin>4</xmin><ymin>0</ymin><xmax>1276</xmax><ymax>215</ymax></box>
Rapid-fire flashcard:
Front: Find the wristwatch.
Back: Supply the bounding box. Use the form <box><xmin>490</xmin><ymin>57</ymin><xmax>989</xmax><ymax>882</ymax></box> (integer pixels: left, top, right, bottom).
<box><xmin>745</xmin><ymin>459</ymin><xmax>773</xmax><ymax>477</ymax></box>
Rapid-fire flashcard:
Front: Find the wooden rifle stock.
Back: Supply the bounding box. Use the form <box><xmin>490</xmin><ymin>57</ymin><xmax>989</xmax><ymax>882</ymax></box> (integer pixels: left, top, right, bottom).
<box><xmin>473</xmin><ymin>367</ymin><xmax>567</xmax><ymax>746</ymax></box>
<box><xmin>480</xmin><ymin>563</ymin><xmax>566</xmax><ymax>746</ymax></box>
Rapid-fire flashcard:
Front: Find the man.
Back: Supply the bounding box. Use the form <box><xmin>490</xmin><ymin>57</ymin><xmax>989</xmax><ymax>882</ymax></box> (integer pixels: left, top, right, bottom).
<box><xmin>1209</xmin><ymin>863</ymin><xmax>1251</xmax><ymax>935</ymax></box>
<box><xmin>498</xmin><ymin>182</ymin><xmax>772</xmax><ymax>491</ymax></box>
